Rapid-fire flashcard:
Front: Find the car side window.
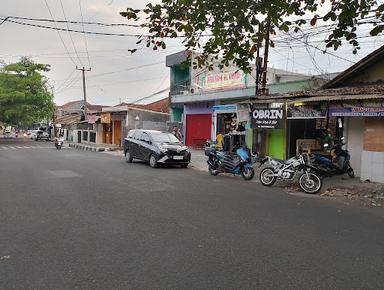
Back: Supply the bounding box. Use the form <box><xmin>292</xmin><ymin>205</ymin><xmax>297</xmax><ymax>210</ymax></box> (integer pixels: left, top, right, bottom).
<box><xmin>127</xmin><ymin>130</ymin><xmax>135</xmax><ymax>139</ymax></box>
<box><xmin>141</xmin><ymin>133</ymin><xmax>150</xmax><ymax>143</ymax></box>
<box><xmin>133</xmin><ymin>131</ymin><xmax>142</xmax><ymax>140</ymax></box>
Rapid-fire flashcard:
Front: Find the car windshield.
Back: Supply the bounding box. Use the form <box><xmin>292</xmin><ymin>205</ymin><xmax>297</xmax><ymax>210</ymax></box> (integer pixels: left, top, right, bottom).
<box><xmin>150</xmin><ymin>132</ymin><xmax>180</xmax><ymax>144</ymax></box>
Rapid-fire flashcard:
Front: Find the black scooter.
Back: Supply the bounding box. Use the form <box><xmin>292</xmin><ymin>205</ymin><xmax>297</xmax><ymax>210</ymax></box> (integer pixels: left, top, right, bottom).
<box><xmin>309</xmin><ymin>138</ymin><xmax>355</xmax><ymax>178</ymax></box>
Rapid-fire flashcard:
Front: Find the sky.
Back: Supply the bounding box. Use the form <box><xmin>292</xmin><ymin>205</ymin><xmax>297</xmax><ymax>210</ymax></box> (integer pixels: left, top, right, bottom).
<box><xmin>1</xmin><ymin>0</ymin><xmax>384</xmax><ymax>106</ymax></box>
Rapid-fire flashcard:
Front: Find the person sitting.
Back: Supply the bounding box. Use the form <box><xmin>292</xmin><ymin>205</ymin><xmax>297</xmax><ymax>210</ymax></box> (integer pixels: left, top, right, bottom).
<box><xmin>320</xmin><ymin>128</ymin><xmax>334</xmax><ymax>150</ymax></box>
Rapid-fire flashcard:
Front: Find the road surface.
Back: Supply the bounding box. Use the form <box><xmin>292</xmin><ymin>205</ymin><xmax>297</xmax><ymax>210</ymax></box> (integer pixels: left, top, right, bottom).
<box><xmin>0</xmin><ymin>138</ymin><xmax>383</xmax><ymax>289</ymax></box>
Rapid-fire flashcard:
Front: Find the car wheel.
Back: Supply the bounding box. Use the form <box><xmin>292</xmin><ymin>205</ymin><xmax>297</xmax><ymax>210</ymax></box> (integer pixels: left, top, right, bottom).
<box><xmin>125</xmin><ymin>150</ymin><xmax>133</xmax><ymax>163</ymax></box>
<box><xmin>149</xmin><ymin>154</ymin><xmax>158</xmax><ymax>168</ymax></box>
<box><xmin>180</xmin><ymin>163</ymin><xmax>189</xmax><ymax>168</ymax></box>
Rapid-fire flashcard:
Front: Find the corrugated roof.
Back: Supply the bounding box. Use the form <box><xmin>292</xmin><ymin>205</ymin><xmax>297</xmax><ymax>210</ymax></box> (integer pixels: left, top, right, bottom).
<box><xmin>288</xmin><ymin>94</ymin><xmax>384</xmax><ymax>104</ymax></box>
<box><xmin>55</xmin><ymin>114</ymin><xmax>82</xmax><ymax>125</ymax></box>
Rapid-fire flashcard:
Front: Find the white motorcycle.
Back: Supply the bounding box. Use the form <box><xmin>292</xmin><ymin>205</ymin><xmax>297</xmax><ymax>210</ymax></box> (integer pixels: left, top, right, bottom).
<box><xmin>258</xmin><ymin>153</ymin><xmax>322</xmax><ymax>194</ymax></box>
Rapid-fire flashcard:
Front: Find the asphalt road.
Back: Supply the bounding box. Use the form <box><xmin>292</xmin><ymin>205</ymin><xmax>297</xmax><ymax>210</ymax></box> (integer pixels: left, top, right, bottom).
<box><xmin>1</xmin><ymin>138</ymin><xmax>383</xmax><ymax>290</ymax></box>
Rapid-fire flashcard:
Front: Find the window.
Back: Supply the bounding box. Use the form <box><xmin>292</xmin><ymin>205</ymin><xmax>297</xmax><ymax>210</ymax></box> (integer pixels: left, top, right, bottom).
<box><xmin>150</xmin><ymin>132</ymin><xmax>180</xmax><ymax>143</ymax></box>
<box><xmin>133</xmin><ymin>130</ymin><xmax>142</xmax><ymax>140</ymax></box>
<box><xmin>89</xmin><ymin>132</ymin><xmax>96</xmax><ymax>143</ymax></box>
<box><xmin>128</xmin><ymin>130</ymin><xmax>136</xmax><ymax>138</ymax></box>
<box><xmin>82</xmin><ymin>131</ymin><xmax>88</xmax><ymax>141</ymax></box>
<box><xmin>141</xmin><ymin>132</ymin><xmax>151</xmax><ymax>143</ymax></box>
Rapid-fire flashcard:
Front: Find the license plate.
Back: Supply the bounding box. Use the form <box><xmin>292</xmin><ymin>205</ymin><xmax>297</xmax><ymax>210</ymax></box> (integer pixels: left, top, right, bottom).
<box><xmin>173</xmin><ymin>156</ymin><xmax>184</xmax><ymax>160</ymax></box>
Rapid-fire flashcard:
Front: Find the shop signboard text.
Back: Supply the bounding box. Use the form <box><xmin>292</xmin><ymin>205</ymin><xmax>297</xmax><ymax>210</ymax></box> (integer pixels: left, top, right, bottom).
<box><xmin>330</xmin><ymin>101</ymin><xmax>384</xmax><ymax>117</ymax></box>
<box><xmin>194</xmin><ymin>70</ymin><xmax>247</xmax><ymax>91</ymax></box>
<box><xmin>251</xmin><ymin>103</ymin><xmax>284</xmax><ymax>129</ymax></box>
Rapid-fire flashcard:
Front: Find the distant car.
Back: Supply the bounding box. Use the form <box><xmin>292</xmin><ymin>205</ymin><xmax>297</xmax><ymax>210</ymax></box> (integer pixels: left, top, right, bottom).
<box><xmin>123</xmin><ymin>129</ymin><xmax>191</xmax><ymax>168</ymax></box>
<box><xmin>30</xmin><ymin>129</ymin><xmax>49</xmax><ymax>141</ymax></box>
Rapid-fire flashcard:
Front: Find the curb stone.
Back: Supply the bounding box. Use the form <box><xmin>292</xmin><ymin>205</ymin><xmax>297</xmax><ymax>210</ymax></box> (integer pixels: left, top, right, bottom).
<box><xmin>68</xmin><ymin>142</ymin><xmax>116</xmax><ymax>153</ymax></box>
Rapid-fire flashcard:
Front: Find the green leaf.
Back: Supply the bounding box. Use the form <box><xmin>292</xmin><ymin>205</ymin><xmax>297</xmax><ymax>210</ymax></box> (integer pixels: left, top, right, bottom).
<box><xmin>370</xmin><ymin>26</ymin><xmax>383</xmax><ymax>36</ymax></box>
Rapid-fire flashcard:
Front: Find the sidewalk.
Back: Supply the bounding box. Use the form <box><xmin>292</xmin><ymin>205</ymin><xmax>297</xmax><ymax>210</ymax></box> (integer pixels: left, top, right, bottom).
<box><xmin>68</xmin><ymin>142</ymin><xmax>121</xmax><ymax>152</ymax></box>
<box><xmin>102</xmin><ymin>148</ymin><xmax>383</xmax><ymax>205</ymax></box>
<box><xmin>190</xmin><ymin>149</ymin><xmax>383</xmax><ymax>203</ymax></box>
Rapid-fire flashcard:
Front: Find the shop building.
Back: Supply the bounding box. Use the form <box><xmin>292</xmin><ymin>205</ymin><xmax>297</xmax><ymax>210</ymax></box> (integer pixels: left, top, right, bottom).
<box><xmin>288</xmin><ymin>45</ymin><xmax>384</xmax><ymax>182</ymax></box>
<box><xmin>250</xmin><ymin>45</ymin><xmax>384</xmax><ymax>182</ymax></box>
<box><xmin>54</xmin><ymin>100</ymin><xmax>107</xmax><ymax>144</ymax></box>
<box><xmin>166</xmin><ymin>50</ymin><xmax>324</xmax><ymax>149</ymax></box>
<box><xmin>101</xmin><ymin>105</ymin><xmax>170</xmax><ymax>147</ymax></box>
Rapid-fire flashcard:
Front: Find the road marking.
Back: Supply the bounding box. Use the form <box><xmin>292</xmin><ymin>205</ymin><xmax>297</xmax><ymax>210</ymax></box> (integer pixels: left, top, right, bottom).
<box><xmin>47</xmin><ymin>170</ymin><xmax>80</xmax><ymax>178</ymax></box>
<box><xmin>0</xmin><ymin>144</ymin><xmax>70</xmax><ymax>150</ymax></box>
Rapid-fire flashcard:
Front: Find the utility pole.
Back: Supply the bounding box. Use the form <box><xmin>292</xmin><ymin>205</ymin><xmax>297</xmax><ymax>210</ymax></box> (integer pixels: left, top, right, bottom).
<box><xmin>76</xmin><ymin>66</ymin><xmax>91</xmax><ymax>121</ymax></box>
<box><xmin>255</xmin><ymin>46</ymin><xmax>262</xmax><ymax>97</ymax></box>
<box><xmin>261</xmin><ymin>19</ymin><xmax>271</xmax><ymax>95</ymax></box>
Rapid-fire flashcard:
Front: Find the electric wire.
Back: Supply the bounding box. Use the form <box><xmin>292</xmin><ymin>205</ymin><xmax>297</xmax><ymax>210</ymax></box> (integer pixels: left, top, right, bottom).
<box><xmin>59</xmin><ymin>0</ymin><xmax>84</xmax><ymax>66</ymax></box>
<box><xmin>1</xmin><ymin>18</ymin><xmax>144</xmax><ymax>37</ymax></box>
<box><xmin>88</xmin><ymin>61</ymin><xmax>164</xmax><ymax>79</ymax></box>
<box><xmin>78</xmin><ymin>0</ymin><xmax>91</xmax><ymax>67</ymax></box>
<box><xmin>43</xmin><ymin>0</ymin><xmax>78</xmax><ymax>66</ymax></box>
<box><xmin>54</xmin><ymin>68</ymin><xmax>77</xmax><ymax>92</ymax></box>
<box><xmin>0</xmin><ymin>15</ymin><xmax>143</xmax><ymax>27</ymax></box>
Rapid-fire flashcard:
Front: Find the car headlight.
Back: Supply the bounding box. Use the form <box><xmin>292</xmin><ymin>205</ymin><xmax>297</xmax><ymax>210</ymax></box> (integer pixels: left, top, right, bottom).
<box><xmin>159</xmin><ymin>146</ymin><xmax>168</xmax><ymax>153</ymax></box>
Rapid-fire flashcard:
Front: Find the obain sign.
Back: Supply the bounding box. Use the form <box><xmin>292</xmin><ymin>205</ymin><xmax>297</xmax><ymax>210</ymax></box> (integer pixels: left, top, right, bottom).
<box><xmin>251</xmin><ymin>103</ymin><xmax>284</xmax><ymax>129</ymax></box>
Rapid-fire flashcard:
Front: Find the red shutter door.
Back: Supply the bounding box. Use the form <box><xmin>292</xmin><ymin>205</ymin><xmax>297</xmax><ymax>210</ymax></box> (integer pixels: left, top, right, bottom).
<box><xmin>186</xmin><ymin>114</ymin><xmax>211</xmax><ymax>148</ymax></box>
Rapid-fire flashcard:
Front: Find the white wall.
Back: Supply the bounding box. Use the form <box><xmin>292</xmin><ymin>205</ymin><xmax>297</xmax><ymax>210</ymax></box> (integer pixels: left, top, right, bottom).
<box><xmin>361</xmin><ymin>151</ymin><xmax>384</xmax><ymax>183</ymax></box>
<box><xmin>96</xmin><ymin>124</ymin><xmax>103</xmax><ymax>144</ymax></box>
<box><xmin>345</xmin><ymin>117</ymin><xmax>364</xmax><ymax>177</ymax></box>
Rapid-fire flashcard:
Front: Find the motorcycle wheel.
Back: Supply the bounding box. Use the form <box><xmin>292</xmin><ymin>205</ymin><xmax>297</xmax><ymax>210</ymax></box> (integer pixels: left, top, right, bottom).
<box><xmin>241</xmin><ymin>167</ymin><xmax>255</xmax><ymax>181</ymax></box>
<box><xmin>259</xmin><ymin>167</ymin><xmax>277</xmax><ymax>186</ymax></box>
<box><xmin>347</xmin><ymin>166</ymin><xmax>355</xmax><ymax>178</ymax></box>
<box><xmin>208</xmin><ymin>165</ymin><xmax>219</xmax><ymax>176</ymax></box>
<box><xmin>298</xmin><ymin>172</ymin><xmax>322</xmax><ymax>194</ymax></box>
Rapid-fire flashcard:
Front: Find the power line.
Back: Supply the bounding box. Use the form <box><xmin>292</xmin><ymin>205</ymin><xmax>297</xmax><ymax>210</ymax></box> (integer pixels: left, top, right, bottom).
<box><xmin>78</xmin><ymin>0</ymin><xmax>91</xmax><ymax>67</ymax></box>
<box><xmin>54</xmin><ymin>68</ymin><xmax>77</xmax><ymax>92</ymax></box>
<box><xmin>282</xmin><ymin>32</ymin><xmax>355</xmax><ymax>64</ymax></box>
<box><xmin>43</xmin><ymin>0</ymin><xmax>78</xmax><ymax>66</ymax></box>
<box><xmin>1</xmin><ymin>17</ymin><xmax>145</xmax><ymax>37</ymax></box>
<box><xmin>55</xmin><ymin>70</ymin><xmax>81</xmax><ymax>94</ymax></box>
<box><xmin>88</xmin><ymin>61</ymin><xmax>164</xmax><ymax>79</ymax></box>
<box><xmin>70</xmin><ymin>75</ymin><xmax>168</xmax><ymax>89</ymax></box>
<box><xmin>132</xmin><ymin>74</ymin><xmax>169</xmax><ymax>104</ymax></box>
<box><xmin>59</xmin><ymin>0</ymin><xmax>83</xmax><ymax>66</ymax></box>
<box><xmin>0</xmin><ymin>15</ymin><xmax>143</xmax><ymax>27</ymax></box>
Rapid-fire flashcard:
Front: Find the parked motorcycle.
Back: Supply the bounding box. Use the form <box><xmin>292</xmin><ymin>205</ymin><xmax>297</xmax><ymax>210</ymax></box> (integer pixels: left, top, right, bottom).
<box><xmin>259</xmin><ymin>153</ymin><xmax>323</xmax><ymax>194</ymax></box>
<box><xmin>205</xmin><ymin>142</ymin><xmax>256</xmax><ymax>181</ymax></box>
<box><xmin>309</xmin><ymin>138</ymin><xmax>355</xmax><ymax>178</ymax></box>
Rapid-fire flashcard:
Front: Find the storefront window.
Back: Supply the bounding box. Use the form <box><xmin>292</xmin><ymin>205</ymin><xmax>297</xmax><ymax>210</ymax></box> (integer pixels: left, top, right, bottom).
<box><xmin>216</xmin><ymin>113</ymin><xmax>237</xmax><ymax>135</ymax></box>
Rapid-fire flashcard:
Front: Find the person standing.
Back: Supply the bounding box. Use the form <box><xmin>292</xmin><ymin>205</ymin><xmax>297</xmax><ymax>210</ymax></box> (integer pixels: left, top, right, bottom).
<box><xmin>215</xmin><ymin>132</ymin><xmax>224</xmax><ymax>150</ymax></box>
<box><xmin>172</xmin><ymin>126</ymin><xmax>182</xmax><ymax>141</ymax></box>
